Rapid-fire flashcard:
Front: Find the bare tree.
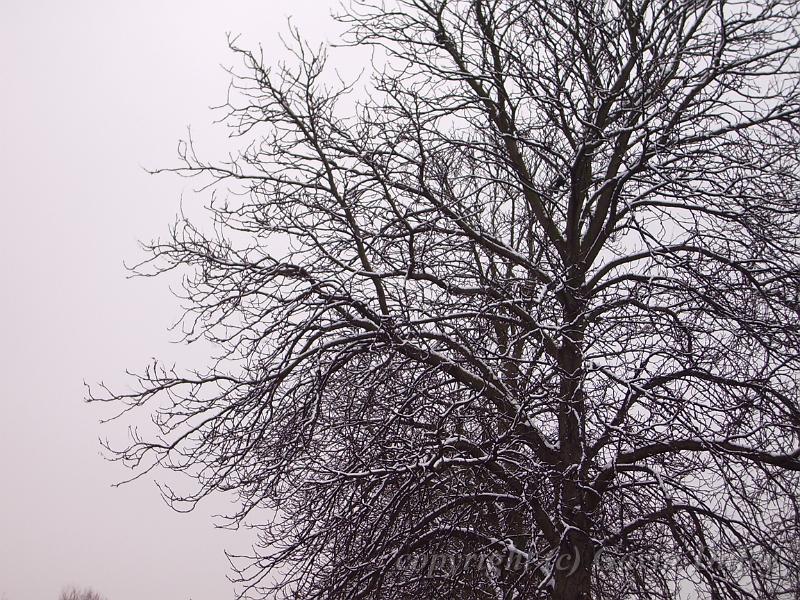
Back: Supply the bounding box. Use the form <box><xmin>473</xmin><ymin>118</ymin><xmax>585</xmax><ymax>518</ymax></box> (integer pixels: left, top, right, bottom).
<box><xmin>59</xmin><ymin>587</ymin><xmax>106</xmax><ymax>600</ymax></box>
<box><xmin>91</xmin><ymin>0</ymin><xmax>800</xmax><ymax>599</ymax></box>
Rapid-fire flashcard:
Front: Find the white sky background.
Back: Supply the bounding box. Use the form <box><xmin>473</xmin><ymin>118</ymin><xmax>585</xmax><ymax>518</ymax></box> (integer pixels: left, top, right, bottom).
<box><xmin>0</xmin><ymin>2</ymin><xmax>346</xmax><ymax>599</ymax></box>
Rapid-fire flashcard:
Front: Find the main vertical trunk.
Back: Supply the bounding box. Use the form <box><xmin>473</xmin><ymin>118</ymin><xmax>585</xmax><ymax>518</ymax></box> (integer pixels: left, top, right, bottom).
<box><xmin>551</xmin><ymin>536</ymin><xmax>593</xmax><ymax>600</ymax></box>
<box><xmin>552</xmin><ymin>265</ymin><xmax>593</xmax><ymax>600</ymax></box>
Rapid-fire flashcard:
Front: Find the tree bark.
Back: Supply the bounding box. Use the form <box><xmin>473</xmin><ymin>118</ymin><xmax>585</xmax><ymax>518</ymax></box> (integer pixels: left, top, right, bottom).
<box><xmin>553</xmin><ymin>269</ymin><xmax>593</xmax><ymax>600</ymax></box>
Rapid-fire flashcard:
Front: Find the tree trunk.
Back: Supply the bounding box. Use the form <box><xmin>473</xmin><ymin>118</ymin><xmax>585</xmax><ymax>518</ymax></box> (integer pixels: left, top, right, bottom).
<box><xmin>551</xmin><ymin>537</ymin><xmax>593</xmax><ymax>600</ymax></box>
<box><xmin>552</xmin><ymin>269</ymin><xmax>593</xmax><ymax>600</ymax></box>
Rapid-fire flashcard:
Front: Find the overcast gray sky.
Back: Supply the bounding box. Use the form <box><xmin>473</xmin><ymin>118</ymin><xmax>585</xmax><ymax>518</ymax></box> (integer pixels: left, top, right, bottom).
<box><xmin>0</xmin><ymin>2</ymin><xmax>341</xmax><ymax>599</ymax></box>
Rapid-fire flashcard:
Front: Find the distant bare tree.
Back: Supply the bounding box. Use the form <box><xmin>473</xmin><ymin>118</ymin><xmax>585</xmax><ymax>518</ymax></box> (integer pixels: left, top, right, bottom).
<box><xmin>92</xmin><ymin>0</ymin><xmax>800</xmax><ymax>599</ymax></box>
<box><xmin>59</xmin><ymin>587</ymin><xmax>106</xmax><ymax>600</ymax></box>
